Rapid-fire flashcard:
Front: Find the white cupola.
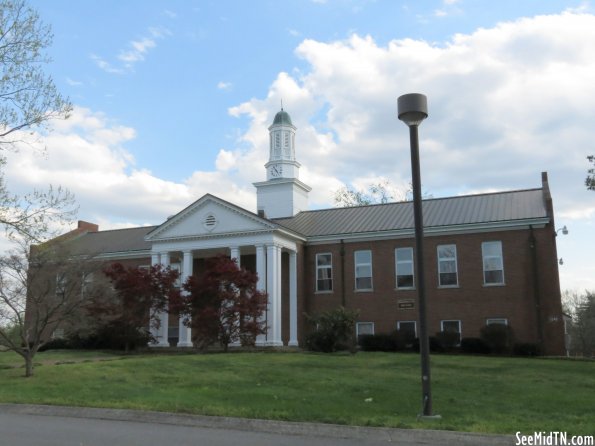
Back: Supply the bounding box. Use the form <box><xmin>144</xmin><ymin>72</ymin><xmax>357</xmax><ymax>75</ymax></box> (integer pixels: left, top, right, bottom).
<box><xmin>253</xmin><ymin>108</ymin><xmax>311</xmax><ymax>219</ymax></box>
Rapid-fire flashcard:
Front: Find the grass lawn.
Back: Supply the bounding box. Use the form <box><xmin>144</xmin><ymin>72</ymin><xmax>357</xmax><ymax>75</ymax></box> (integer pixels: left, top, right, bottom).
<box><xmin>0</xmin><ymin>350</ymin><xmax>593</xmax><ymax>435</ymax></box>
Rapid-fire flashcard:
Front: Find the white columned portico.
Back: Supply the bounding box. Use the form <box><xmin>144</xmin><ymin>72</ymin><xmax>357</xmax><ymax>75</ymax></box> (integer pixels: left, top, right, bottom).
<box><xmin>266</xmin><ymin>244</ymin><xmax>283</xmax><ymax>346</ymax></box>
<box><xmin>177</xmin><ymin>250</ymin><xmax>193</xmax><ymax>347</ymax></box>
<box><xmin>288</xmin><ymin>250</ymin><xmax>299</xmax><ymax>347</ymax></box>
<box><xmin>149</xmin><ymin>252</ymin><xmax>170</xmax><ymax>347</ymax></box>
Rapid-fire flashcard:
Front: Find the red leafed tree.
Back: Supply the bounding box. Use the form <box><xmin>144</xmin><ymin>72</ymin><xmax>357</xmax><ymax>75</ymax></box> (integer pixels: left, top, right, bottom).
<box><xmin>91</xmin><ymin>262</ymin><xmax>180</xmax><ymax>351</ymax></box>
<box><xmin>178</xmin><ymin>255</ymin><xmax>267</xmax><ymax>351</ymax></box>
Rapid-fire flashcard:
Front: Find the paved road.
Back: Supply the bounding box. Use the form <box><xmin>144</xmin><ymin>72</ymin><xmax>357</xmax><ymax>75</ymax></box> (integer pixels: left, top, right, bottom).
<box><xmin>0</xmin><ymin>404</ymin><xmax>512</xmax><ymax>446</ymax></box>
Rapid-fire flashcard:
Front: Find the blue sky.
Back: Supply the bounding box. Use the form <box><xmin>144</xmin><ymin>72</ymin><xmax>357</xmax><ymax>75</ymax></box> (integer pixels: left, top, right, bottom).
<box><xmin>5</xmin><ymin>0</ymin><xmax>595</xmax><ymax>292</ymax></box>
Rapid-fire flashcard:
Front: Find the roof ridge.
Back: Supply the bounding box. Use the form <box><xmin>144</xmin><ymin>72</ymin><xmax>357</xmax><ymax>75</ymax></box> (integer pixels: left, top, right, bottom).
<box><xmin>85</xmin><ymin>225</ymin><xmax>158</xmax><ymax>235</ymax></box>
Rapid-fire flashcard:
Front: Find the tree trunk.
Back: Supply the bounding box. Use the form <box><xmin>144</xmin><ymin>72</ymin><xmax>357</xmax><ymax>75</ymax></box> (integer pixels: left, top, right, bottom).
<box><xmin>24</xmin><ymin>353</ymin><xmax>34</xmax><ymax>378</ymax></box>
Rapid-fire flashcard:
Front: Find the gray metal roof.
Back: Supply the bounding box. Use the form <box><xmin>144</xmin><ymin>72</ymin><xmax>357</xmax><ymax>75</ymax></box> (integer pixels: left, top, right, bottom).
<box><xmin>67</xmin><ymin>225</ymin><xmax>156</xmax><ymax>256</ymax></box>
<box><xmin>63</xmin><ymin>188</ymin><xmax>548</xmax><ymax>256</ymax></box>
<box><xmin>273</xmin><ymin>188</ymin><xmax>548</xmax><ymax>237</ymax></box>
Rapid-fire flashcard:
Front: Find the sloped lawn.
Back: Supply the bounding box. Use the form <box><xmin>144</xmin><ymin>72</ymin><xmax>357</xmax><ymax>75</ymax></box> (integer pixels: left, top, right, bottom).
<box><xmin>0</xmin><ymin>350</ymin><xmax>592</xmax><ymax>435</ymax></box>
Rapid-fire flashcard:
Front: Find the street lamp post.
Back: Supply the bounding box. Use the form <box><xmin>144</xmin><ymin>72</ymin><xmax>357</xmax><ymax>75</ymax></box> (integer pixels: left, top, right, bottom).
<box><xmin>397</xmin><ymin>93</ymin><xmax>440</xmax><ymax>419</ymax></box>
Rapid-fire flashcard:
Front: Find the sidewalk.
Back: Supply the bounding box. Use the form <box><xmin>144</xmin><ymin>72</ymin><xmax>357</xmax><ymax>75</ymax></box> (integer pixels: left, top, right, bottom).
<box><xmin>0</xmin><ymin>403</ymin><xmax>513</xmax><ymax>445</ymax></box>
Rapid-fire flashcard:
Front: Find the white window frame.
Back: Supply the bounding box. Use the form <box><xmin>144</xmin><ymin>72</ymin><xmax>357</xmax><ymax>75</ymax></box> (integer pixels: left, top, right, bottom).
<box><xmin>440</xmin><ymin>320</ymin><xmax>462</xmax><ymax>343</ymax></box>
<box><xmin>437</xmin><ymin>244</ymin><xmax>459</xmax><ymax>287</ymax></box>
<box><xmin>397</xmin><ymin>320</ymin><xmax>417</xmax><ymax>338</ymax></box>
<box><xmin>356</xmin><ymin>322</ymin><xmax>375</xmax><ymax>337</ymax></box>
<box><xmin>315</xmin><ymin>253</ymin><xmax>333</xmax><ymax>292</ymax></box>
<box><xmin>486</xmin><ymin>318</ymin><xmax>508</xmax><ymax>326</ymax></box>
<box><xmin>354</xmin><ymin>250</ymin><xmax>373</xmax><ymax>291</ymax></box>
<box><xmin>395</xmin><ymin>247</ymin><xmax>415</xmax><ymax>289</ymax></box>
<box><xmin>482</xmin><ymin>241</ymin><xmax>505</xmax><ymax>285</ymax></box>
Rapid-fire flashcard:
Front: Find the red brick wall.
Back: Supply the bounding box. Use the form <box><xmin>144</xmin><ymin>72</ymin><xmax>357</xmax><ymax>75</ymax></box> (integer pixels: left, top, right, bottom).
<box><xmin>303</xmin><ymin>226</ymin><xmax>565</xmax><ymax>354</ymax></box>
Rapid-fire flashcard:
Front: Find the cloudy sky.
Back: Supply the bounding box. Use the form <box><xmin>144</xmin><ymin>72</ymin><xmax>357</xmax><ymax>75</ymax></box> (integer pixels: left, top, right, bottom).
<box><xmin>5</xmin><ymin>0</ymin><xmax>594</xmax><ymax>291</ymax></box>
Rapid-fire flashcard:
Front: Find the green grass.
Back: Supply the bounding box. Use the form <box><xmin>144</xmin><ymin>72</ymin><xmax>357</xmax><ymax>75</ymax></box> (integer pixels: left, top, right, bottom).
<box><xmin>0</xmin><ymin>350</ymin><xmax>593</xmax><ymax>435</ymax></box>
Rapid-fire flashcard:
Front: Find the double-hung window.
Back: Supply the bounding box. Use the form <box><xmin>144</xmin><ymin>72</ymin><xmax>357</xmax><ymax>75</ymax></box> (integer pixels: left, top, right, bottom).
<box><xmin>354</xmin><ymin>250</ymin><xmax>373</xmax><ymax>290</ymax></box>
<box><xmin>356</xmin><ymin>322</ymin><xmax>375</xmax><ymax>342</ymax></box>
<box><xmin>397</xmin><ymin>321</ymin><xmax>417</xmax><ymax>340</ymax></box>
<box><xmin>441</xmin><ymin>320</ymin><xmax>462</xmax><ymax>344</ymax></box>
<box><xmin>316</xmin><ymin>253</ymin><xmax>333</xmax><ymax>292</ymax></box>
<box><xmin>482</xmin><ymin>241</ymin><xmax>504</xmax><ymax>285</ymax></box>
<box><xmin>437</xmin><ymin>244</ymin><xmax>458</xmax><ymax>287</ymax></box>
<box><xmin>395</xmin><ymin>247</ymin><xmax>414</xmax><ymax>289</ymax></box>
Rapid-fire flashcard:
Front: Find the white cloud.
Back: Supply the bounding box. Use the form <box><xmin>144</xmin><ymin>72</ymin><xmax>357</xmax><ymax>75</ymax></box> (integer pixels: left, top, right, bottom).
<box><xmin>217</xmin><ymin>81</ymin><xmax>233</xmax><ymax>90</ymax></box>
<box><xmin>92</xmin><ymin>26</ymin><xmax>171</xmax><ymax>74</ymax></box>
<box><xmin>118</xmin><ymin>38</ymin><xmax>156</xmax><ymax>63</ymax></box>
<box><xmin>6</xmin><ymin>11</ymin><xmax>595</xmax><ymax>291</ymax></box>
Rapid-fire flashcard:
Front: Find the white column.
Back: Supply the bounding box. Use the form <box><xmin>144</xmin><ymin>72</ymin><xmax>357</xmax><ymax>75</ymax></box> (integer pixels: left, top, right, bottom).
<box><xmin>255</xmin><ymin>244</ymin><xmax>266</xmax><ymax>346</ymax></box>
<box><xmin>288</xmin><ymin>250</ymin><xmax>299</xmax><ymax>347</ymax></box>
<box><xmin>229</xmin><ymin>246</ymin><xmax>241</xmax><ymax>347</ymax></box>
<box><xmin>177</xmin><ymin>250</ymin><xmax>193</xmax><ymax>347</ymax></box>
<box><xmin>230</xmin><ymin>246</ymin><xmax>241</xmax><ymax>267</ymax></box>
<box><xmin>149</xmin><ymin>252</ymin><xmax>161</xmax><ymax>346</ymax></box>
<box><xmin>266</xmin><ymin>244</ymin><xmax>283</xmax><ymax>346</ymax></box>
<box><xmin>156</xmin><ymin>252</ymin><xmax>170</xmax><ymax>347</ymax></box>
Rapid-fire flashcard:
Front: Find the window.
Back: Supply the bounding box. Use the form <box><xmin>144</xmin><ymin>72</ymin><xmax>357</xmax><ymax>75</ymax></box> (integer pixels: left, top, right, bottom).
<box><xmin>56</xmin><ymin>273</ymin><xmax>67</xmax><ymax>297</ymax></box>
<box><xmin>486</xmin><ymin>318</ymin><xmax>508</xmax><ymax>326</ymax></box>
<box><xmin>395</xmin><ymin>247</ymin><xmax>414</xmax><ymax>289</ymax></box>
<box><xmin>316</xmin><ymin>253</ymin><xmax>333</xmax><ymax>292</ymax></box>
<box><xmin>52</xmin><ymin>328</ymin><xmax>65</xmax><ymax>339</ymax></box>
<box><xmin>356</xmin><ymin>322</ymin><xmax>375</xmax><ymax>340</ymax></box>
<box><xmin>482</xmin><ymin>241</ymin><xmax>504</xmax><ymax>285</ymax></box>
<box><xmin>354</xmin><ymin>250</ymin><xmax>373</xmax><ymax>290</ymax></box>
<box><xmin>397</xmin><ymin>321</ymin><xmax>417</xmax><ymax>339</ymax></box>
<box><xmin>81</xmin><ymin>272</ymin><xmax>94</xmax><ymax>299</ymax></box>
<box><xmin>437</xmin><ymin>245</ymin><xmax>458</xmax><ymax>286</ymax></box>
<box><xmin>441</xmin><ymin>320</ymin><xmax>462</xmax><ymax>344</ymax></box>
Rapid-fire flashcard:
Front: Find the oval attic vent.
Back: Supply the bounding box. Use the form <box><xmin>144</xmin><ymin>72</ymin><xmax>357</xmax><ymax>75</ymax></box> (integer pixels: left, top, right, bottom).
<box><xmin>204</xmin><ymin>214</ymin><xmax>217</xmax><ymax>231</ymax></box>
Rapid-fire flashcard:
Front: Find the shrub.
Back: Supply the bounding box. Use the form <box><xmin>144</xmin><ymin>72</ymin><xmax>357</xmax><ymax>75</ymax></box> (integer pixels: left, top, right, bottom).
<box><xmin>460</xmin><ymin>337</ymin><xmax>491</xmax><ymax>354</ymax></box>
<box><xmin>359</xmin><ymin>334</ymin><xmax>397</xmax><ymax>352</ymax></box>
<box><xmin>412</xmin><ymin>336</ymin><xmax>445</xmax><ymax>353</ymax></box>
<box><xmin>480</xmin><ymin>324</ymin><xmax>515</xmax><ymax>354</ymax></box>
<box><xmin>304</xmin><ymin>307</ymin><xmax>358</xmax><ymax>353</ymax></box>
<box><xmin>38</xmin><ymin>337</ymin><xmax>72</xmax><ymax>351</ymax></box>
<box><xmin>513</xmin><ymin>342</ymin><xmax>542</xmax><ymax>357</ymax></box>
<box><xmin>435</xmin><ymin>330</ymin><xmax>461</xmax><ymax>351</ymax></box>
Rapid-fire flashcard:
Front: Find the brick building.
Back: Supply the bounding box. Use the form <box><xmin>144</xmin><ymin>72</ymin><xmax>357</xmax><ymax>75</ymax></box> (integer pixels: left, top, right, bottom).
<box><xmin>59</xmin><ymin>109</ymin><xmax>566</xmax><ymax>354</ymax></box>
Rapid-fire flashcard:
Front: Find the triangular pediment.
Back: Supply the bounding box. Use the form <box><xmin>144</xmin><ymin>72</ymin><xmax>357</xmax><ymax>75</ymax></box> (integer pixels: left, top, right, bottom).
<box><xmin>145</xmin><ymin>194</ymin><xmax>276</xmax><ymax>241</ymax></box>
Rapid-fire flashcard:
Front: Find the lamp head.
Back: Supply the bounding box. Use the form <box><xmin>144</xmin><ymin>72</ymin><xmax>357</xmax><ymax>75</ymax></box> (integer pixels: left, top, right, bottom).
<box><xmin>398</xmin><ymin>93</ymin><xmax>428</xmax><ymax>126</ymax></box>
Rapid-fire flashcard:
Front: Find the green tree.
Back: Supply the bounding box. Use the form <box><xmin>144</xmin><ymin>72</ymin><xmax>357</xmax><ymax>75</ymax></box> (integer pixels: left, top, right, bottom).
<box><xmin>586</xmin><ymin>155</ymin><xmax>595</xmax><ymax>191</ymax></box>
<box><xmin>0</xmin><ymin>0</ymin><xmax>75</xmax><ymax>242</ymax></box>
<box><xmin>563</xmin><ymin>290</ymin><xmax>595</xmax><ymax>357</ymax></box>
<box><xmin>1</xmin><ymin>0</ymin><xmax>72</xmax><ymax>147</ymax></box>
